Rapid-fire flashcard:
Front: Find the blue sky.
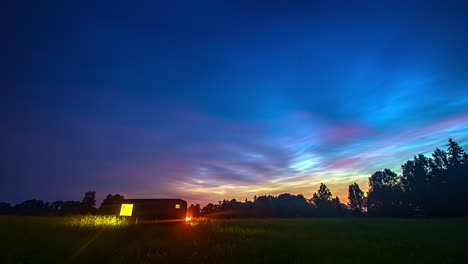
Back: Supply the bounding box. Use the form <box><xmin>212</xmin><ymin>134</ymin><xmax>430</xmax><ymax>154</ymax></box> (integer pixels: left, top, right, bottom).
<box><xmin>2</xmin><ymin>0</ymin><xmax>468</xmax><ymax>205</ymax></box>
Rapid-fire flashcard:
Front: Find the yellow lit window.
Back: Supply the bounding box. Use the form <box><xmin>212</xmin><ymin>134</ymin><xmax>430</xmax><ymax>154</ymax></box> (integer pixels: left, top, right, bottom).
<box><xmin>175</xmin><ymin>204</ymin><xmax>180</xmax><ymax>209</ymax></box>
<box><xmin>120</xmin><ymin>204</ymin><xmax>133</xmax><ymax>216</ymax></box>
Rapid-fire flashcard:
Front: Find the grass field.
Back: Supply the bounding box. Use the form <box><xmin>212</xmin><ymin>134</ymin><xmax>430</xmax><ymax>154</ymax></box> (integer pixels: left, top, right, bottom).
<box><xmin>1</xmin><ymin>216</ymin><xmax>468</xmax><ymax>264</ymax></box>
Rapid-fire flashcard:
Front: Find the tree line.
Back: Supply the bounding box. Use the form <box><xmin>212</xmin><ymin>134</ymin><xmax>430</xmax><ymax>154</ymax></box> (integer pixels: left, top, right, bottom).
<box><xmin>0</xmin><ymin>192</ymin><xmax>125</xmax><ymax>216</ymax></box>
<box><xmin>1</xmin><ymin>138</ymin><xmax>466</xmax><ymax>218</ymax></box>
<box><xmin>198</xmin><ymin>138</ymin><xmax>468</xmax><ymax>218</ymax></box>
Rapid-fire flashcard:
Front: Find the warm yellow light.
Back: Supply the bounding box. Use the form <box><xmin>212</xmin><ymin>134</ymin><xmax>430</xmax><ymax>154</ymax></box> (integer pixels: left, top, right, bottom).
<box><xmin>185</xmin><ymin>217</ymin><xmax>192</xmax><ymax>222</ymax></box>
<box><xmin>120</xmin><ymin>204</ymin><xmax>133</xmax><ymax>216</ymax></box>
<box><xmin>175</xmin><ymin>204</ymin><xmax>181</xmax><ymax>209</ymax></box>
<box><xmin>68</xmin><ymin>215</ymin><xmax>129</xmax><ymax>228</ymax></box>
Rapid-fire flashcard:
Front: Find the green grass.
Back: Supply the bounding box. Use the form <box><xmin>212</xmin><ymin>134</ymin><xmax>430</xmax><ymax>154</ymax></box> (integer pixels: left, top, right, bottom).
<box><xmin>1</xmin><ymin>216</ymin><xmax>468</xmax><ymax>264</ymax></box>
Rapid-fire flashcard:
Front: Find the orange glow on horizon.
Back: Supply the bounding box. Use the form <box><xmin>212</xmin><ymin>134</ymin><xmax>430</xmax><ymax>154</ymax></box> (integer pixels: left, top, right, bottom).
<box><xmin>185</xmin><ymin>216</ymin><xmax>192</xmax><ymax>222</ymax></box>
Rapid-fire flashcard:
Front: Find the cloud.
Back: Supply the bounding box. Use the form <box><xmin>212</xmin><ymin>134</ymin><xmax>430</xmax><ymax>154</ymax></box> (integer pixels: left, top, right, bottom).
<box><xmin>2</xmin><ymin>98</ymin><xmax>467</xmax><ymax>205</ymax></box>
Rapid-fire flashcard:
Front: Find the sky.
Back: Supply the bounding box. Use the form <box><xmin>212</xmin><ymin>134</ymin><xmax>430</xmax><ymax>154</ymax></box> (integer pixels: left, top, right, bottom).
<box><xmin>2</xmin><ymin>0</ymin><xmax>468</xmax><ymax>206</ymax></box>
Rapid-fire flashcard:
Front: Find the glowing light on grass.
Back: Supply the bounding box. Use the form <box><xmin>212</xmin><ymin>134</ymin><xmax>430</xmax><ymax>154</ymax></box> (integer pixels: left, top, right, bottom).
<box><xmin>185</xmin><ymin>216</ymin><xmax>192</xmax><ymax>222</ymax></box>
<box><xmin>68</xmin><ymin>215</ymin><xmax>129</xmax><ymax>228</ymax></box>
<box><xmin>120</xmin><ymin>204</ymin><xmax>133</xmax><ymax>216</ymax></box>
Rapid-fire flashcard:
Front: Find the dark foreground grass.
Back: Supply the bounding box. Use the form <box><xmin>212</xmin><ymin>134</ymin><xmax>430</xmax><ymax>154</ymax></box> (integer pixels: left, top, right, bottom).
<box><xmin>1</xmin><ymin>216</ymin><xmax>468</xmax><ymax>264</ymax></box>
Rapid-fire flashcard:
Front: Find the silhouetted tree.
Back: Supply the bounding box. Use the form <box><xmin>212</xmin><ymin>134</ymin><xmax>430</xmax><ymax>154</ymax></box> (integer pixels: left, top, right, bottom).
<box><xmin>253</xmin><ymin>195</ymin><xmax>275</xmax><ymax>217</ymax></box>
<box><xmin>201</xmin><ymin>203</ymin><xmax>219</xmax><ymax>215</ymax></box>
<box><xmin>0</xmin><ymin>202</ymin><xmax>12</xmax><ymax>215</ymax></box>
<box><xmin>188</xmin><ymin>204</ymin><xmax>201</xmax><ymax>218</ymax></box>
<box><xmin>367</xmin><ymin>169</ymin><xmax>405</xmax><ymax>216</ymax></box>
<box><xmin>311</xmin><ymin>184</ymin><xmax>343</xmax><ymax>216</ymax></box>
<box><xmin>81</xmin><ymin>191</ymin><xmax>97</xmax><ymax>214</ymax></box>
<box><xmin>400</xmin><ymin>154</ymin><xmax>431</xmax><ymax>215</ymax></box>
<box><xmin>14</xmin><ymin>199</ymin><xmax>49</xmax><ymax>215</ymax></box>
<box><xmin>331</xmin><ymin>196</ymin><xmax>344</xmax><ymax>214</ymax></box>
<box><xmin>398</xmin><ymin>140</ymin><xmax>468</xmax><ymax>216</ymax></box>
<box><xmin>60</xmin><ymin>201</ymin><xmax>82</xmax><ymax>215</ymax></box>
<box><xmin>430</xmin><ymin>148</ymin><xmax>448</xmax><ymax>173</ymax></box>
<box><xmin>99</xmin><ymin>193</ymin><xmax>125</xmax><ymax>215</ymax></box>
<box><xmin>274</xmin><ymin>193</ymin><xmax>311</xmax><ymax>217</ymax></box>
<box><xmin>49</xmin><ymin>201</ymin><xmax>64</xmax><ymax>215</ymax></box>
<box><xmin>216</xmin><ymin>199</ymin><xmax>246</xmax><ymax>218</ymax></box>
<box><xmin>102</xmin><ymin>194</ymin><xmax>125</xmax><ymax>205</ymax></box>
<box><xmin>444</xmin><ymin>139</ymin><xmax>468</xmax><ymax>216</ymax></box>
<box><xmin>348</xmin><ymin>183</ymin><xmax>365</xmax><ymax>213</ymax></box>
<box><xmin>311</xmin><ymin>183</ymin><xmax>332</xmax><ymax>206</ymax></box>
<box><xmin>447</xmin><ymin>138</ymin><xmax>467</xmax><ymax>167</ymax></box>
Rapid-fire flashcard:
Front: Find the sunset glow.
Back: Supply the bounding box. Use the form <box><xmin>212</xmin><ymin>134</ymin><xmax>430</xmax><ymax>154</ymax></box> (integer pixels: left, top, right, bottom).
<box><xmin>2</xmin><ymin>1</ymin><xmax>467</xmax><ymax>207</ymax></box>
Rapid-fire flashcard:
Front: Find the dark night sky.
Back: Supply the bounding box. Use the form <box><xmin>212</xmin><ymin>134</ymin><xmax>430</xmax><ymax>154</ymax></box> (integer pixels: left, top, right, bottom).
<box><xmin>2</xmin><ymin>0</ymin><xmax>468</xmax><ymax>205</ymax></box>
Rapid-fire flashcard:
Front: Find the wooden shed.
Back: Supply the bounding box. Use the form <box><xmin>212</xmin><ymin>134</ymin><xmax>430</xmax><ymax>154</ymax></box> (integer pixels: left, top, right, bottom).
<box><xmin>120</xmin><ymin>198</ymin><xmax>187</xmax><ymax>222</ymax></box>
